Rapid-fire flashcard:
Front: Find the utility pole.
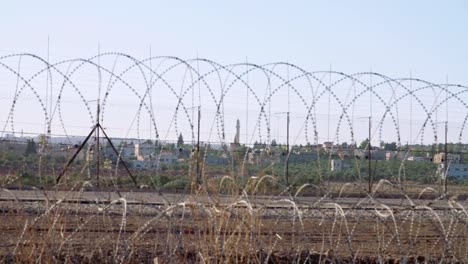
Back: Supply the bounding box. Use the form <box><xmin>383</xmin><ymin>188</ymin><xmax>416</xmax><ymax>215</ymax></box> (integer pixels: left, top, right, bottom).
<box><xmin>444</xmin><ymin>121</ymin><xmax>448</xmax><ymax>194</ymax></box>
<box><xmin>286</xmin><ymin>111</ymin><xmax>290</xmax><ymax>186</ymax></box>
<box><xmin>96</xmin><ymin>104</ymin><xmax>100</xmax><ymax>188</ymax></box>
<box><xmin>187</xmin><ymin>105</ymin><xmax>201</xmax><ymax>190</ymax></box>
<box><xmin>96</xmin><ymin>43</ymin><xmax>101</xmax><ymax>188</ymax></box>
<box><xmin>357</xmin><ymin>116</ymin><xmax>373</xmax><ymax>193</ymax></box>
<box><xmin>275</xmin><ymin>111</ymin><xmax>290</xmax><ymax>185</ymax></box>
<box><xmin>196</xmin><ymin>106</ymin><xmax>201</xmax><ymax>187</ymax></box>
<box><xmin>368</xmin><ymin>116</ymin><xmax>372</xmax><ymax>194</ymax></box>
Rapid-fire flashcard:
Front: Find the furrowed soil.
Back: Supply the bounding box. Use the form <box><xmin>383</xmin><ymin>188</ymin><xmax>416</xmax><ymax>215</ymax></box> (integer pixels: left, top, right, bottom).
<box><xmin>0</xmin><ymin>192</ymin><xmax>467</xmax><ymax>263</ymax></box>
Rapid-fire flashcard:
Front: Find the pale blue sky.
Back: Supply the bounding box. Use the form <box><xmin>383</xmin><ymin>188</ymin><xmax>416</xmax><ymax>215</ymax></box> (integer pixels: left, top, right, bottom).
<box><xmin>1</xmin><ymin>1</ymin><xmax>468</xmax><ymax>144</ymax></box>
<box><xmin>1</xmin><ymin>0</ymin><xmax>467</xmax><ymax>83</ymax></box>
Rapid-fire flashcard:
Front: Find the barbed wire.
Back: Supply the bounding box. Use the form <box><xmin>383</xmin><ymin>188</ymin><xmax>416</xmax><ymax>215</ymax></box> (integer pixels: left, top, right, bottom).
<box><xmin>0</xmin><ymin>53</ymin><xmax>467</xmax><ymax>190</ymax></box>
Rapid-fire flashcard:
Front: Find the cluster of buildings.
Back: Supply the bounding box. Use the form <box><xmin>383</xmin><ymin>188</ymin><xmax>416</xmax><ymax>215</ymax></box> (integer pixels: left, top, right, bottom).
<box><xmin>434</xmin><ymin>153</ymin><xmax>468</xmax><ymax>179</ymax></box>
<box><xmin>322</xmin><ymin>141</ymin><xmax>468</xmax><ymax>180</ymax></box>
<box><xmin>1</xmin><ymin>126</ymin><xmax>468</xmax><ymax>180</ymax></box>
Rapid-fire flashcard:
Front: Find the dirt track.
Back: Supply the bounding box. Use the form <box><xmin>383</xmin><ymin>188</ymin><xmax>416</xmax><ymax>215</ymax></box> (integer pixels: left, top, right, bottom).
<box><xmin>0</xmin><ymin>189</ymin><xmax>467</xmax><ymax>263</ymax></box>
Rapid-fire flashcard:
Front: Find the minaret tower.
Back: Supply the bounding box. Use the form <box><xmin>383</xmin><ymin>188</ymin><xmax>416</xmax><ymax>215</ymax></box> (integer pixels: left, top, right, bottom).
<box><xmin>234</xmin><ymin>119</ymin><xmax>240</xmax><ymax>144</ymax></box>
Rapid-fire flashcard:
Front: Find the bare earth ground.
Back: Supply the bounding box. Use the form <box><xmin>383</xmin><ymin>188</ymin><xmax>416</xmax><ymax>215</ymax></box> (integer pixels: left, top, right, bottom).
<box><xmin>0</xmin><ymin>188</ymin><xmax>467</xmax><ymax>263</ymax></box>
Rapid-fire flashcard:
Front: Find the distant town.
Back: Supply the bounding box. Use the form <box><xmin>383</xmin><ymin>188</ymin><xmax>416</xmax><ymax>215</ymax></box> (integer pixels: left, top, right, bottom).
<box><xmin>1</xmin><ymin>119</ymin><xmax>467</xmax><ymax>183</ymax></box>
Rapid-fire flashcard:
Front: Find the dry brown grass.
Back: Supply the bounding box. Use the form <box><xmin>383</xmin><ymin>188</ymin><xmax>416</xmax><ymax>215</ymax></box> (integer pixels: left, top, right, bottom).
<box><xmin>0</xmin><ymin>179</ymin><xmax>467</xmax><ymax>263</ymax></box>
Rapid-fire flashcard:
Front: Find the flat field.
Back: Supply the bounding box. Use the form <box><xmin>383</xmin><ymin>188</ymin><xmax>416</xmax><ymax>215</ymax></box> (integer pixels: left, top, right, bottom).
<box><xmin>0</xmin><ymin>185</ymin><xmax>467</xmax><ymax>263</ymax></box>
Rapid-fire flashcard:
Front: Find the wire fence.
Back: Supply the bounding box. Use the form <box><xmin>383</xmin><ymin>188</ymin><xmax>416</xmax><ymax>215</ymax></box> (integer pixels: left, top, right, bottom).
<box><xmin>0</xmin><ymin>53</ymin><xmax>467</xmax><ymax>262</ymax></box>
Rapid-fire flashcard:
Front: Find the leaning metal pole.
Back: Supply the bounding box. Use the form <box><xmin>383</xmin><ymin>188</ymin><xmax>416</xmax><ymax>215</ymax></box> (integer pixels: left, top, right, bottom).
<box><xmin>56</xmin><ymin>123</ymin><xmax>138</xmax><ymax>187</ymax></box>
<box><xmin>56</xmin><ymin>126</ymin><xmax>96</xmax><ymax>185</ymax></box>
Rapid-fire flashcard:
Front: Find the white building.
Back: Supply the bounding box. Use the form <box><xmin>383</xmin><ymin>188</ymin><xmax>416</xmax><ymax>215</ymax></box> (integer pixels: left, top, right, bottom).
<box><xmin>135</xmin><ymin>142</ymin><xmax>155</xmax><ymax>161</ymax></box>
<box><xmin>104</xmin><ymin>144</ymin><xmax>134</xmax><ymax>160</ymax></box>
<box><xmin>354</xmin><ymin>149</ymin><xmax>386</xmax><ymax>160</ymax></box>
<box><xmin>433</xmin><ymin>153</ymin><xmax>461</xmax><ymax>164</ymax></box>
<box><xmin>322</xmin><ymin>142</ymin><xmax>333</xmax><ymax>152</ymax></box>
<box><xmin>407</xmin><ymin>156</ymin><xmax>429</xmax><ymax>162</ymax></box>
<box><xmin>156</xmin><ymin>151</ymin><xmax>178</xmax><ymax>165</ymax></box>
<box><xmin>438</xmin><ymin>163</ymin><xmax>468</xmax><ymax>179</ymax></box>
<box><xmin>331</xmin><ymin>159</ymin><xmax>353</xmax><ymax>172</ymax></box>
<box><xmin>132</xmin><ymin>159</ymin><xmax>157</xmax><ymax>169</ymax></box>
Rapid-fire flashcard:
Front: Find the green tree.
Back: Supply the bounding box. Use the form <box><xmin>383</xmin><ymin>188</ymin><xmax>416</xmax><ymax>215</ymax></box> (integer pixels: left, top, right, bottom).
<box><xmin>383</xmin><ymin>141</ymin><xmax>397</xmax><ymax>151</ymax></box>
<box><xmin>24</xmin><ymin>139</ymin><xmax>37</xmax><ymax>156</ymax></box>
<box><xmin>359</xmin><ymin>138</ymin><xmax>369</xmax><ymax>149</ymax></box>
<box><xmin>271</xmin><ymin>139</ymin><xmax>278</xmax><ymax>147</ymax></box>
<box><xmin>253</xmin><ymin>141</ymin><xmax>265</xmax><ymax>149</ymax></box>
<box><xmin>177</xmin><ymin>133</ymin><xmax>184</xmax><ymax>147</ymax></box>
